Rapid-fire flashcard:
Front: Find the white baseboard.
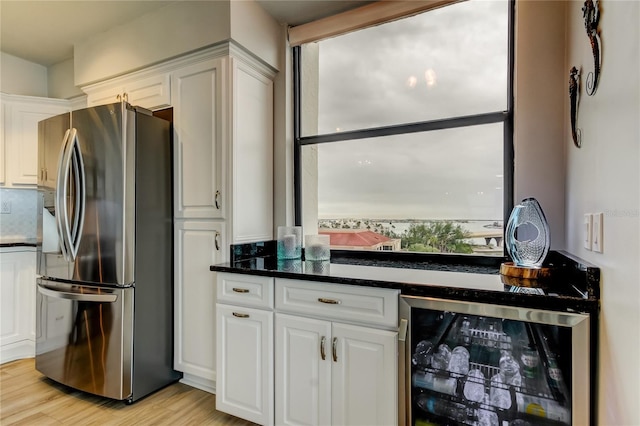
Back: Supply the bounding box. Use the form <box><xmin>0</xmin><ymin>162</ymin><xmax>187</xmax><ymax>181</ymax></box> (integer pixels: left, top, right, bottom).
<box><xmin>180</xmin><ymin>373</ymin><xmax>216</xmax><ymax>394</ymax></box>
<box><xmin>0</xmin><ymin>340</ymin><xmax>35</xmax><ymax>364</ymax></box>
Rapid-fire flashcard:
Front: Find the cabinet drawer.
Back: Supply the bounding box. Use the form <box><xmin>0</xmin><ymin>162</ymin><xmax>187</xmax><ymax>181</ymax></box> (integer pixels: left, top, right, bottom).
<box><xmin>275</xmin><ymin>279</ymin><xmax>398</xmax><ymax>329</ymax></box>
<box><xmin>217</xmin><ymin>273</ymin><xmax>274</xmax><ymax>309</ymax></box>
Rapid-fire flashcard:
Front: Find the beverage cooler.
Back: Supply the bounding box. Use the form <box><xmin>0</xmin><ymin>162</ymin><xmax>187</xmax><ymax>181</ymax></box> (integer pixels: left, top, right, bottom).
<box><xmin>399</xmin><ymin>296</ymin><xmax>591</xmax><ymax>426</ymax></box>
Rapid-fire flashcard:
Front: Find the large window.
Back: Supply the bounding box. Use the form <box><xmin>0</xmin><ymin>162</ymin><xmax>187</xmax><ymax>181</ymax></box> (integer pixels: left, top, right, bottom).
<box><xmin>294</xmin><ymin>0</ymin><xmax>513</xmax><ymax>257</ymax></box>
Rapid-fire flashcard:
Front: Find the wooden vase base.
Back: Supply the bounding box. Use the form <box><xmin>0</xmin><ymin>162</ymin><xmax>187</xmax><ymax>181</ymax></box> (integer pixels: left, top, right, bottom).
<box><xmin>499</xmin><ymin>262</ymin><xmax>552</xmax><ymax>280</ymax></box>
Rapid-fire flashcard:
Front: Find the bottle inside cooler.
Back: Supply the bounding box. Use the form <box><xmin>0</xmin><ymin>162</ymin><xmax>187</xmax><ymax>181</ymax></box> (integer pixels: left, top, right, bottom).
<box><xmin>411</xmin><ymin>309</ymin><xmax>572</xmax><ymax>426</ymax></box>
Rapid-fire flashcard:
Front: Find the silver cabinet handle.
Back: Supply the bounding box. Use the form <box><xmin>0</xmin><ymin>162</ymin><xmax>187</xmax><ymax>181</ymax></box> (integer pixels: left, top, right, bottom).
<box><xmin>215</xmin><ymin>190</ymin><xmax>221</xmax><ymax>209</ymax></box>
<box><xmin>320</xmin><ymin>336</ymin><xmax>326</xmax><ymax>360</ymax></box>
<box><xmin>232</xmin><ymin>287</ymin><xmax>249</xmax><ymax>293</ymax></box>
<box><xmin>214</xmin><ymin>231</ymin><xmax>220</xmax><ymax>251</ymax></box>
<box><xmin>232</xmin><ymin>312</ymin><xmax>249</xmax><ymax>318</ymax></box>
<box><xmin>332</xmin><ymin>337</ymin><xmax>338</xmax><ymax>362</ymax></box>
<box><xmin>318</xmin><ymin>298</ymin><xmax>341</xmax><ymax>305</ymax></box>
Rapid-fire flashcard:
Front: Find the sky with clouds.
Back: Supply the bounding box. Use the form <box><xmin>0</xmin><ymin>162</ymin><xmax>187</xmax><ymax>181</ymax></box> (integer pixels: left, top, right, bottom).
<box><xmin>305</xmin><ymin>0</ymin><xmax>508</xmax><ymax>221</ymax></box>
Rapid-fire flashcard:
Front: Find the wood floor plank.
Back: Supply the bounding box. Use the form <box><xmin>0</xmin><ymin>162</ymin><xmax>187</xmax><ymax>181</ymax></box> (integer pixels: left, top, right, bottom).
<box><xmin>0</xmin><ymin>359</ymin><xmax>257</xmax><ymax>426</ymax></box>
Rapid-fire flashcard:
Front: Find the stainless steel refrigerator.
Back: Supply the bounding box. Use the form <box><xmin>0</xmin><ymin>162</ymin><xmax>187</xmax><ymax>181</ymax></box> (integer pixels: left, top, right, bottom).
<box><xmin>35</xmin><ymin>101</ymin><xmax>181</xmax><ymax>403</ymax></box>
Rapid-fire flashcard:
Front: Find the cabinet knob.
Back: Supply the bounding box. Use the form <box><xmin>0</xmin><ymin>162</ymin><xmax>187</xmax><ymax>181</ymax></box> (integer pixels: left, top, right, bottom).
<box><xmin>232</xmin><ymin>312</ymin><xmax>249</xmax><ymax>318</ymax></box>
<box><xmin>215</xmin><ymin>190</ymin><xmax>221</xmax><ymax>209</ymax></box>
<box><xmin>214</xmin><ymin>232</ymin><xmax>220</xmax><ymax>251</ymax></box>
<box><xmin>232</xmin><ymin>287</ymin><xmax>249</xmax><ymax>293</ymax></box>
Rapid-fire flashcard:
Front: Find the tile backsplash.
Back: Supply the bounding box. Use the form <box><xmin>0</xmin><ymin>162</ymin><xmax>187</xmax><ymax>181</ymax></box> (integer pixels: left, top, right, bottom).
<box><xmin>0</xmin><ymin>188</ymin><xmax>37</xmax><ymax>239</ymax></box>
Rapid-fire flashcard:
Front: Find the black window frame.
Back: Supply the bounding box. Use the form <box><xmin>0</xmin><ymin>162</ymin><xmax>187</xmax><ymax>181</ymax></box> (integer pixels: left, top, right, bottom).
<box><xmin>293</xmin><ymin>0</ymin><xmax>515</xmax><ymax>253</ymax></box>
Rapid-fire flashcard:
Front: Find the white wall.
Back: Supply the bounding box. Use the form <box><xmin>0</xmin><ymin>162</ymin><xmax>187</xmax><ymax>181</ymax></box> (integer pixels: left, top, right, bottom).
<box><xmin>74</xmin><ymin>1</ymin><xmax>231</xmax><ymax>86</ymax></box>
<box><xmin>564</xmin><ymin>1</ymin><xmax>640</xmax><ymax>424</ymax></box>
<box><xmin>48</xmin><ymin>59</ymin><xmax>84</xmax><ymax>99</ymax></box>
<box><xmin>73</xmin><ymin>0</ymin><xmax>281</xmax><ymax>88</ymax></box>
<box><xmin>230</xmin><ymin>0</ymin><xmax>281</xmax><ymax>71</ymax></box>
<box><xmin>272</xmin><ymin>29</ymin><xmax>295</xmax><ymax>231</ymax></box>
<box><xmin>0</xmin><ymin>52</ymin><xmax>48</xmax><ymax>97</ymax></box>
<box><xmin>514</xmin><ymin>1</ymin><xmax>567</xmax><ymax>249</ymax></box>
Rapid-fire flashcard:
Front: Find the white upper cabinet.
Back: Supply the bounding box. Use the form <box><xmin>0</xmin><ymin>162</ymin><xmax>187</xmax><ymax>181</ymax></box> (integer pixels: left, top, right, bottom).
<box><xmin>84</xmin><ymin>72</ymin><xmax>171</xmax><ymax>110</ymax></box>
<box><xmin>172</xmin><ymin>57</ymin><xmax>226</xmax><ymax>220</ymax></box>
<box><xmin>229</xmin><ymin>57</ymin><xmax>273</xmax><ymax>243</ymax></box>
<box><xmin>1</xmin><ymin>94</ymin><xmax>70</xmax><ymax>187</ymax></box>
<box><xmin>80</xmin><ymin>44</ymin><xmax>276</xmax><ymax>243</ymax></box>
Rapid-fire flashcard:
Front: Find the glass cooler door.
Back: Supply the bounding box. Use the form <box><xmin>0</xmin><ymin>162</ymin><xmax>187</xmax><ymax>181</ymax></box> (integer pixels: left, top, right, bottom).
<box><xmin>399</xmin><ymin>296</ymin><xmax>591</xmax><ymax>426</ymax></box>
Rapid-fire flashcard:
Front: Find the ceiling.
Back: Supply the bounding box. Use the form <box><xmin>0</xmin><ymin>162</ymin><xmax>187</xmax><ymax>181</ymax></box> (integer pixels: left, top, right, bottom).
<box><xmin>0</xmin><ymin>0</ymin><xmax>371</xmax><ymax>67</ymax></box>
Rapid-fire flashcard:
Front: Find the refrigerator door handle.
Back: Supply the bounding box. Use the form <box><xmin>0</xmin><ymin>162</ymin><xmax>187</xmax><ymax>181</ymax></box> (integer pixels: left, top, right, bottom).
<box><xmin>55</xmin><ymin>129</ymin><xmax>72</xmax><ymax>261</ymax></box>
<box><xmin>37</xmin><ymin>283</ymin><xmax>118</xmax><ymax>303</ymax></box>
<box><xmin>57</xmin><ymin>128</ymin><xmax>86</xmax><ymax>261</ymax></box>
<box><xmin>68</xmin><ymin>128</ymin><xmax>86</xmax><ymax>259</ymax></box>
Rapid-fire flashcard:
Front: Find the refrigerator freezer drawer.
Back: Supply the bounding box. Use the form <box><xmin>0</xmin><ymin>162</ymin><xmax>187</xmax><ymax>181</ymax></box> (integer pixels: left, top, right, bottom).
<box><xmin>35</xmin><ymin>278</ymin><xmax>134</xmax><ymax>401</ymax></box>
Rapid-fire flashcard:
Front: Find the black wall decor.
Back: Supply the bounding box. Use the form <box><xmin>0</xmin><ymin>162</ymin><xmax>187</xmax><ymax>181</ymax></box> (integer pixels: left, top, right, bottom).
<box><xmin>582</xmin><ymin>0</ymin><xmax>602</xmax><ymax>96</ymax></box>
<box><xmin>569</xmin><ymin>67</ymin><xmax>581</xmax><ymax>148</ymax></box>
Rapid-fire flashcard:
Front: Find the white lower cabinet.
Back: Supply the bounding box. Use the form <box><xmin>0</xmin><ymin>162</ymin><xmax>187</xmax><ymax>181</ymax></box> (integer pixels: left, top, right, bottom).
<box><xmin>0</xmin><ymin>247</ymin><xmax>36</xmax><ymax>363</ymax></box>
<box><xmin>275</xmin><ymin>313</ymin><xmax>398</xmax><ymax>426</ymax></box>
<box><xmin>216</xmin><ymin>304</ymin><xmax>273</xmax><ymax>425</ymax></box>
<box><xmin>174</xmin><ymin>220</ymin><xmax>224</xmax><ymax>392</ymax></box>
<box><xmin>214</xmin><ymin>273</ymin><xmax>399</xmax><ymax>426</ymax></box>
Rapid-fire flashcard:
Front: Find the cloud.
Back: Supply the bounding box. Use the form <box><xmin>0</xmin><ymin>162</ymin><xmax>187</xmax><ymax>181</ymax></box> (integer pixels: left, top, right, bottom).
<box><xmin>305</xmin><ymin>1</ymin><xmax>508</xmax><ymax>220</ymax></box>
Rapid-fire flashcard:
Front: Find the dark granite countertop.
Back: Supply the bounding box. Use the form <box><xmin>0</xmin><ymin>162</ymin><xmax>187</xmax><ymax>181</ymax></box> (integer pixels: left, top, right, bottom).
<box><xmin>0</xmin><ymin>238</ymin><xmax>37</xmax><ymax>248</ymax></box>
<box><xmin>210</xmin><ymin>242</ymin><xmax>600</xmax><ymax>314</ymax></box>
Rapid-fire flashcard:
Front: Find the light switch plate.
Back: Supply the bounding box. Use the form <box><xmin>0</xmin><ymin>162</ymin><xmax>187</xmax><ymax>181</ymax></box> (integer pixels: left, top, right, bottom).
<box><xmin>592</xmin><ymin>212</ymin><xmax>603</xmax><ymax>253</ymax></box>
<box><xmin>583</xmin><ymin>214</ymin><xmax>592</xmax><ymax>250</ymax></box>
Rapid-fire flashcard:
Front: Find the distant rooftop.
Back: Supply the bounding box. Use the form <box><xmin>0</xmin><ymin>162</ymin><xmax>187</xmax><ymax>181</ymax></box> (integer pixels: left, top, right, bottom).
<box><xmin>319</xmin><ymin>228</ymin><xmax>401</xmax><ymax>251</ymax></box>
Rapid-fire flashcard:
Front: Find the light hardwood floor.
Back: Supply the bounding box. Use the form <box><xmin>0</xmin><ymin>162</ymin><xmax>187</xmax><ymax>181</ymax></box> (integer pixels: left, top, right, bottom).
<box><xmin>0</xmin><ymin>358</ymin><xmax>257</xmax><ymax>425</ymax></box>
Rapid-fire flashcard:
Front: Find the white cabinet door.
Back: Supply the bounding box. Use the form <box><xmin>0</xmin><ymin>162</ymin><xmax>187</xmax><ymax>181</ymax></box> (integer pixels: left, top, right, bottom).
<box><xmin>0</xmin><ymin>101</ymin><xmax>6</xmax><ymax>184</ymax></box>
<box><xmin>230</xmin><ymin>58</ymin><xmax>273</xmax><ymax>243</ymax></box>
<box><xmin>85</xmin><ymin>85</ymin><xmax>122</xmax><ymax>108</ymax></box>
<box><xmin>276</xmin><ymin>313</ymin><xmax>332</xmax><ymax>426</ymax></box>
<box><xmin>85</xmin><ymin>73</ymin><xmax>170</xmax><ymax>110</ymax></box>
<box><xmin>275</xmin><ymin>314</ymin><xmax>398</xmax><ymax>426</ymax></box>
<box><xmin>172</xmin><ymin>58</ymin><xmax>225</xmax><ymax>219</ymax></box>
<box><xmin>1</xmin><ymin>252</ymin><xmax>22</xmax><ymax>347</ymax></box>
<box><xmin>174</xmin><ymin>220</ymin><xmax>225</xmax><ymax>386</ymax></box>
<box><xmin>216</xmin><ymin>304</ymin><xmax>273</xmax><ymax>425</ymax></box>
<box><xmin>331</xmin><ymin>323</ymin><xmax>398</xmax><ymax>426</ymax></box>
<box><xmin>1</xmin><ymin>248</ymin><xmax>36</xmax><ymax>363</ymax></box>
<box><xmin>2</xmin><ymin>97</ymin><xmax>69</xmax><ymax>187</ymax></box>
<box><xmin>124</xmin><ymin>73</ymin><xmax>171</xmax><ymax>110</ymax></box>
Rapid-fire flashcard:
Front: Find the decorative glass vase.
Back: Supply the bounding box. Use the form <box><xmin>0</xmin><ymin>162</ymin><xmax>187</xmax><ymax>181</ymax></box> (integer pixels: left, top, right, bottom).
<box><xmin>505</xmin><ymin>197</ymin><xmax>550</xmax><ymax>268</ymax></box>
<box><xmin>277</xmin><ymin>226</ymin><xmax>302</xmax><ymax>260</ymax></box>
